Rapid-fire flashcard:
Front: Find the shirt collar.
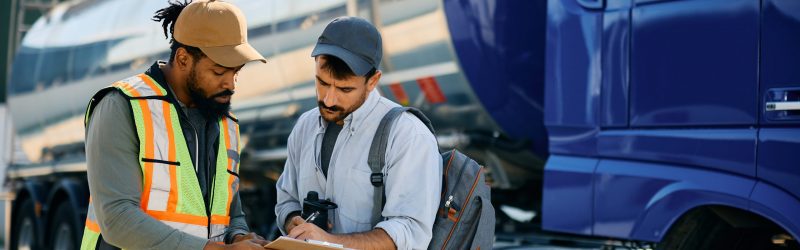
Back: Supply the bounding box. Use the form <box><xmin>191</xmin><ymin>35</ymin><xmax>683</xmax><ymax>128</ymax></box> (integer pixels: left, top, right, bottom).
<box><xmin>146</xmin><ymin>61</ymin><xmax>194</xmax><ymax>116</ymax></box>
<box><xmin>145</xmin><ymin>61</ymin><xmax>168</xmax><ymax>90</ymax></box>
<box><xmin>144</xmin><ymin>60</ymin><xmax>181</xmax><ymax>105</ymax></box>
<box><xmin>316</xmin><ymin>90</ymin><xmax>381</xmax><ymax>133</ymax></box>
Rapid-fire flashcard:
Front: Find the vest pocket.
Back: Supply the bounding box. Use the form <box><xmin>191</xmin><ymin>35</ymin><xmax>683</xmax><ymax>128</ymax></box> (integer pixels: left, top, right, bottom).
<box><xmin>226</xmin><ymin>169</ymin><xmax>239</xmax><ymax>178</ymax></box>
<box><xmin>142</xmin><ymin>159</ymin><xmax>178</xmax><ymax>211</ymax></box>
<box><xmin>141</xmin><ymin>158</ymin><xmax>181</xmax><ymax>166</ymax></box>
<box><xmin>226</xmin><ymin>169</ymin><xmax>241</xmax><ymax>194</ymax></box>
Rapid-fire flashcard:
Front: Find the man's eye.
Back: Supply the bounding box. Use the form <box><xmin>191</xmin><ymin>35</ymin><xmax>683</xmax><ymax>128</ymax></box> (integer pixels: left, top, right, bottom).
<box><xmin>342</xmin><ymin>89</ymin><xmax>353</xmax><ymax>93</ymax></box>
<box><xmin>214</xmin><ymin>71</ymin><xmax>224</xmax><ymax>76</ymax></box>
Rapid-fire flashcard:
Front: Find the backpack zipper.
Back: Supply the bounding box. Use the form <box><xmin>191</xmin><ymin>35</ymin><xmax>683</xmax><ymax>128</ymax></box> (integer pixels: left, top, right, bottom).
<box><xmin>444</xmin><ymin>196</ymin><xmax>454</xmax><ymax>209</ymax></box>
<box><xmin>442</xmin><ymin>158</ymin><xmax>470</xmax><ymax>218</ymax></box>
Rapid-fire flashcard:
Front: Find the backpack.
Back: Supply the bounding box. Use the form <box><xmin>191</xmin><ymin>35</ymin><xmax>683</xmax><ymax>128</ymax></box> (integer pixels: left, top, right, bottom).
<box><xmin>368</xmin><ymin>107</ymin><xmax>495</xmax><ymax>250</ymax></box>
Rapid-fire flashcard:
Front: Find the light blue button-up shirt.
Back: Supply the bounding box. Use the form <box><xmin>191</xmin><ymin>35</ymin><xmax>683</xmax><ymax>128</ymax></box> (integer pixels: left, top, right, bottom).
<box><xmin>275</xmin><ymin>90</ymin><xmax>442</xmax><ymax>250</ymax></box>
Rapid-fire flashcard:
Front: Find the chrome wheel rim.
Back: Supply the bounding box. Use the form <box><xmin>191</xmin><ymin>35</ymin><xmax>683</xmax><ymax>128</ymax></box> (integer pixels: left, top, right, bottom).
<box><xmin>18</xmin><ymin>218</ymin><xmax>34</xmax><ymax>250</ymax></box>
<box><xmin>53</xmin><ymin>223</ymin><xmax>75</xmax><ymax>250</ymax></box>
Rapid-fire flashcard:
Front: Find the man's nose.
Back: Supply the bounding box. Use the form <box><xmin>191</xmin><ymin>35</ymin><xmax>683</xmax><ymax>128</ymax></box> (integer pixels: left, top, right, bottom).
<box><xmin>323</xmin><ymin>89</ymin><xmax>337</xmax><ymax>107</ymax></box>
<box><xmin>222</xmin><ymin>72</ymin><xmax>236</xmax><ymax>91</ymax></box>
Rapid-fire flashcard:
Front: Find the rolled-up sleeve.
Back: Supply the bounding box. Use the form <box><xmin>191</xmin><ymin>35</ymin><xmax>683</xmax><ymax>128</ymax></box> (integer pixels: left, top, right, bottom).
<box><xmin>275</xmin><ymin>115</ymin><xmax>306</xmax><ymax>234</ymax></box>
<box><xmin>375</xmin><ymin>114</ymin><xmax>442</xmax><ymax>250</ymax></box>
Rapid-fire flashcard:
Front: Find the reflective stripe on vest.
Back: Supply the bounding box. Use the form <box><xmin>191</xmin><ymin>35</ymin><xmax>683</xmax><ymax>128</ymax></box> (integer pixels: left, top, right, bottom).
<box><xmin>80</xmin><ymin>198</ymin><xmax>100</xmax><ymax>250</ymax></box>
<box><xmin>209</xmin><ymin>115</ymin><xmax>240</xmax><ymax>241</ymax></box>
<box><xmin>80</xmin><ymin>74</ymin><xmax>241</xmax><ymax>249</ymax></box>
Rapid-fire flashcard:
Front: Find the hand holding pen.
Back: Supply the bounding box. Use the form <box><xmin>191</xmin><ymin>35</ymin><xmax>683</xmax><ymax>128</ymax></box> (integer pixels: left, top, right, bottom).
<box><xmin>286</xmin><ymin>210</ymin><xmax>335</xmax><ymax>242</ymax></box>
<box><xmin>284</xmin><ymin>210</ymin><xmax>322</xmax><ymax>237</ymax></box>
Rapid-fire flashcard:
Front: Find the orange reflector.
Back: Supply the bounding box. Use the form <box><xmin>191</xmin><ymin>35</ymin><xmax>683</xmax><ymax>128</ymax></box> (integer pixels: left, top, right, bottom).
<box><xmin>389</xmin><ymin>83</ymin><xmax>410</xmax><ymax>106</ymax></box>
<box><xmin>35</xmin><ymin>202</ymin><xmax>42</xmax><ymax>217</ymax></box>
<box><xmin>417</xmin><ymin>77</ymin><xmax>446</xmax><ymax>104</ymax></box>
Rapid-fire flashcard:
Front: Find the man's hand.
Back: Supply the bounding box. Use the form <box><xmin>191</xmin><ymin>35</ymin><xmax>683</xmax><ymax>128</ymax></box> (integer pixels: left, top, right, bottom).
<box><xmin>287</xmin><ymin>223</ymin><xmax>396</xmax><ymax>250</ymax></box>
<box><xmin>233</xmin><ymin>232</ymin><xmax>270</xmax><ymax>246</ymax></box>
<box><xmin>203</xmin><ymin>240</ymin><xmax>265</xmax><ymax>250</ymax></box>
<box><xmin>284</xmin><ymin>215</ymin><xmax>305</xmax><ymax>234</ymax></box>
<box><xmin>287</xmin><ymin>222</ymin><xmax>333</xmax><ymax>242</ymax></box>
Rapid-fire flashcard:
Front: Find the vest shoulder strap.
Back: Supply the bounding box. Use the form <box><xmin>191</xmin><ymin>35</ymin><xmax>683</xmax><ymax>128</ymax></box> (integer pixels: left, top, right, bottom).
<box><xmin>84</xmin><ymin>74</ymin><xmax>168</xmax><ymax>127</ymax></box>
<box><xmin>111</xmin><ymin>73</ymin><xmax>168</xmax><ymax>98</ymax></box>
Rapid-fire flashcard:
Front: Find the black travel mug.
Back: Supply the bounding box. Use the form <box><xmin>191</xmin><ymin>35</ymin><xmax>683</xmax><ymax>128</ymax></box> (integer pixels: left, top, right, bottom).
<box><xmin>302</xmin><ymin>191</ymin><xmax>338</xmax><ymax>231</ymax></box>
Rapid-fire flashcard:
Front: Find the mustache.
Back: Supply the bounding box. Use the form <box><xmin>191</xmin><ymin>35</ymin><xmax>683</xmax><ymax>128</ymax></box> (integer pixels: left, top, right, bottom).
<box><xmin>211</xmin><ymin>89</ymin><xmax>235</xmax><ymax>99</ymax></box>
<box><xmin>318</xmin><ymin>101</ymin><xmax>342</xmax><ymax>112</ymax></box>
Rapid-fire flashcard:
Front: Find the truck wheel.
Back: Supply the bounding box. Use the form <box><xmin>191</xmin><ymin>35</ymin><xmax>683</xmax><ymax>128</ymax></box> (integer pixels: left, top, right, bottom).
<box><xmin>658</xmin><ymin>208</ymin><xmax>799</xmax><ymax>250</ymax></box>
<box><xmin>49</xmin><ymin>202</ymin><xmax>80</xmax><ymax>250</ymax></box>
<box><xmin>11</xmin><ymin>198</ymin><xmax>39</xmax><ymax>250</ymax></box>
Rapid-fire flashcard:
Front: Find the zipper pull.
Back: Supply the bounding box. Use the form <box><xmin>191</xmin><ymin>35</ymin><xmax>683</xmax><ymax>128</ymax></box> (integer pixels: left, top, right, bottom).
<box><xmin>441</xmin><ymin>195</ymin><xmax>455</xmax><ymax>219</ymax></box>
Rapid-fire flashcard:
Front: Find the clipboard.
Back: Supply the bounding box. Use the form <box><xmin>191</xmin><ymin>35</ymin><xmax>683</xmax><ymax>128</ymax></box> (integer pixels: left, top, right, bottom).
<box><xmin>264</xmin><ymin>236</ymin><xmax>350</xmax><ymax>250</ymax></box>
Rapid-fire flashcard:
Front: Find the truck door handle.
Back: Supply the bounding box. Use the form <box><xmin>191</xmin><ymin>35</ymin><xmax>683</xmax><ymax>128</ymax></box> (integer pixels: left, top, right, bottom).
<box><xmin>766</xmin><ymin>101</ymin><xmax>800</xmax><ymax>111</ymax></box>
<box><xmin>765</xmin><ymin>88</ymin><xmax>800</xmax><ymax>121</ymax></box>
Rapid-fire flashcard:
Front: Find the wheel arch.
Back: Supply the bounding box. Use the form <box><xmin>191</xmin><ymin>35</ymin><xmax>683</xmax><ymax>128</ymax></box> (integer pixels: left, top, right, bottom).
<box><xmin>628</xmin><ymin>185</ymin><xmax>754</xmax><ymax>242</ymax></box>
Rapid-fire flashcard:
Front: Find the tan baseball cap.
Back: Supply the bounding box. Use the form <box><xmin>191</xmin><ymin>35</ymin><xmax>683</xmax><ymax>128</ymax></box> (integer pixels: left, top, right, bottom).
<box><xmin>173</xmin><ymin>0</ymin><xmax>266</xmax><ymax>67</ymax></box>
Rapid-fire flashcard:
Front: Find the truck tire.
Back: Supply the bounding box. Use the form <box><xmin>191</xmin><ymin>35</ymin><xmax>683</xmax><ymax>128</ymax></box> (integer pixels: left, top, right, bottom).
<box><xmin>658</xmin><ymin>208</ymin><xmax>799</xmax><ymax>250</ymax></box>
<box><xmin>49</xmin><ymin>202</ymin><xmax>80</xmax><ymax>250</ymax></box>
<box><xmin>11</xmin><ymin>198</ymin><xmax>40</xmax><ymax>250</ymax></box>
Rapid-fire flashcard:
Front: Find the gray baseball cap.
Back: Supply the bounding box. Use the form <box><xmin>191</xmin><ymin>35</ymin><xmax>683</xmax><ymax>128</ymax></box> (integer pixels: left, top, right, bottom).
<box><xmin>311</xmin><ymin>16</ymin><xmax>382</xmax><ymax>76</ymax></box>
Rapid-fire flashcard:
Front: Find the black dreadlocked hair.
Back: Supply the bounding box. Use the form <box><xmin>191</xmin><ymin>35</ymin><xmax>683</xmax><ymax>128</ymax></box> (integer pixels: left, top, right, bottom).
<box><xmin>152</xmin><ymin>0</ymin><xmax>204</xmax><ymax>64</ymax></box>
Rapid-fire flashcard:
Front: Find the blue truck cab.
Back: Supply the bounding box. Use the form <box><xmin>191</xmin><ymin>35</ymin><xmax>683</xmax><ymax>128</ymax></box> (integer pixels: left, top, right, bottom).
<box><xmin>543</xmin><ymin>0</ymin><xmax>800</xmax><ymax>247</ymax></box>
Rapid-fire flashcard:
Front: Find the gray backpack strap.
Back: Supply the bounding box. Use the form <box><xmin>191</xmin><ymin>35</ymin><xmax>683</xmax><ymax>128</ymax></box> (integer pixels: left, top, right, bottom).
<box><xmin>368</xmin><ymin>107</ymin><xmax>434</xmax><ymax>226</ymax></box>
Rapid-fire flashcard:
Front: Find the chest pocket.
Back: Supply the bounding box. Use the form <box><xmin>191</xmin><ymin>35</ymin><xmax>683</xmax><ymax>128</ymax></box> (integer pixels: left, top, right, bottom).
<box><xmin>335</xmin><ymin>162</ymin><xmax>375</xmax><ymax>232</ymax></box>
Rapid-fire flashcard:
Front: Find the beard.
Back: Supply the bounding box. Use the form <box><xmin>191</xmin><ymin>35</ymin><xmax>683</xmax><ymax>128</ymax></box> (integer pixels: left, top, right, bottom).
<box><xmin>318</xmin><ymin>90</ymin><xmax>368</xmax><ymax>124</ymax></box>
<box><xmin>187</xmin><ymin>67</ymin><xmax>233</xmax><ymax>121</ymax></box>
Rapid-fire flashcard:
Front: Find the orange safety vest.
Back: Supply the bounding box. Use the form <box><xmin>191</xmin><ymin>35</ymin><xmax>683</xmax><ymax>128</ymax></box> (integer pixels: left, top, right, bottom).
<box><xmin>80</xmin><ymin>73</ymin><xmax>241</xmax><ymax>249</ymax></box>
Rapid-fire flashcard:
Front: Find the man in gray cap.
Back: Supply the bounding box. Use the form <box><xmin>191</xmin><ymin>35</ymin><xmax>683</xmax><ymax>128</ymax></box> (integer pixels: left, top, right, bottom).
<box><xmin>275</xmin><ymin>16</ymin><xmax>442</xmax><ymax>249</ymax></box>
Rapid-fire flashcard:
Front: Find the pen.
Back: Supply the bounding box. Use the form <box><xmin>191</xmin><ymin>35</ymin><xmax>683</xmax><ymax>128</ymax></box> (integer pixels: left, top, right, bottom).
<box><xmin>304</xmin><ymin>211</ymin><xmax>320</xmax><ymax>223</ymax></box>
<box><xmin>282</xmin><ymin>211</ymin><xmax>322</xmax><ymax>237</ymax></box>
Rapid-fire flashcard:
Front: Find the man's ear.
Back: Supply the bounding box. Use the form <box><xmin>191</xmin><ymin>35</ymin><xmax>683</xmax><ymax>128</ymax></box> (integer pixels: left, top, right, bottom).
<box><xmin>175</xmin><ymin>47</ymin><xmax>193</xmax><ymax>71</ymax></box>
<box><xmin>366</xmin><ymin>70</ymin><xmax>382</xmax><ymax>92</ymax></box>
